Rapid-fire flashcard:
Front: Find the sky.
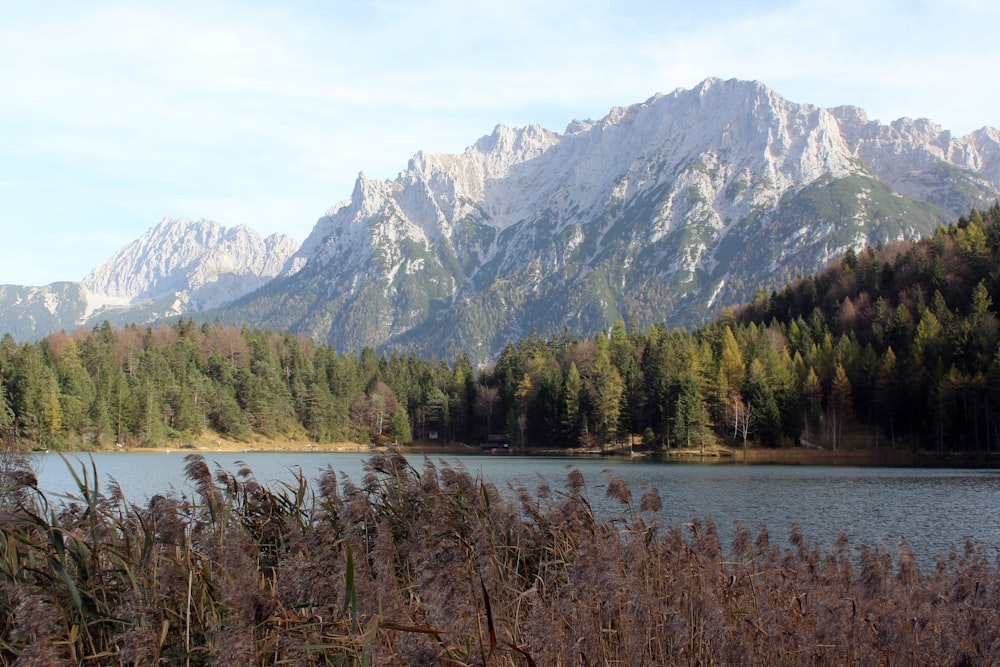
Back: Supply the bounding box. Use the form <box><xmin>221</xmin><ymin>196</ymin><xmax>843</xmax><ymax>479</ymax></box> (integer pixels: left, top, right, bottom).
<box><xmin>2</xmin><ymin>0</ymin><xmax>999</xmax><ymax>286</ymax></box>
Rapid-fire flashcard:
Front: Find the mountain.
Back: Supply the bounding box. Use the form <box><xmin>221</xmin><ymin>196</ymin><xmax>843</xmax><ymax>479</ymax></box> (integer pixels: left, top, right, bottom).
<box><xmin>0</xmin><ymin>283</ymin><xmax>90</xmax><ymax>342</ymax></box>
<box><xmin>218</xmin><ymin>78</ymin><xmax>1000</xmax><ymax>362</ymax></box>
<box><xmin>83</xmin><ymin>218</ymin><xmax>298</xmax><ymax>311</ymax></box>
<box><xmin>4</xmin><ymin>78</ymin><xmax>1000</xmax><ymax>361</ymax></box>
<box><xmin>0</xmin><ymin>218</ymin><xmax>298</xmax><ymax>339</ymax></box>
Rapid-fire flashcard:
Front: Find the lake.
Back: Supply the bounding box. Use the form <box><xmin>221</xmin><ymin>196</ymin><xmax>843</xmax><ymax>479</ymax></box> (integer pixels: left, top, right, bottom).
<box><xmin>28</xmin><ymin>451</ymin><xmax>1000</xmax><ymax>570</ymax></box>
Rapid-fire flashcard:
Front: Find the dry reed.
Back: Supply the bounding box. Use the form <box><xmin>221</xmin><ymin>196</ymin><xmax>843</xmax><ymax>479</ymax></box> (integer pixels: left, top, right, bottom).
<box><xmin>0</xmin><ymin>452</ymin><xmax>997</xmax><ymax>665</ymax></box>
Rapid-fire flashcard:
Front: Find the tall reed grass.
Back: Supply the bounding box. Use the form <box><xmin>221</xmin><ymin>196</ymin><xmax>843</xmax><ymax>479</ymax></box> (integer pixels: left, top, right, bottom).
<box><xmin>0</xmin><ymin>452</ymin><xmax>997</xmax><ymax>665</ymax></box>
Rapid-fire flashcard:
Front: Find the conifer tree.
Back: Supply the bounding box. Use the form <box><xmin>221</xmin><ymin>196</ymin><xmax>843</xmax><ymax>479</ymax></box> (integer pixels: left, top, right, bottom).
<box><xmin>562</xmin><ymin>363</ymin><xmax>582</xmax><ymax>446</ymax></box>
<box><xmin>829</xmin><ymin>364</ymin><xmax>852</xmax><ymax>449</ymax></box>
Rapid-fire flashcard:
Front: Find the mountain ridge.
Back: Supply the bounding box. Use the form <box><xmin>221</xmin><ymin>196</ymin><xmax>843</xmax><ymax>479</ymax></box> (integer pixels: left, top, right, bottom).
<box><xmin>0</xmin><ymin>217</ymin><xmax>297</xmax><ymax>340</ymax></box>
<box><xmin>83</xmin><ymin>217</ymin><xmax>298</xmax><ymax>310</ymax></box>
<box><xmin>220</xmin><ymin>77</ymin><xmax>1000</xmax><ymax>362</ymax></box>
<box><xmin>3</xmin><ymin>78</ymin><xmax>1000</xmax><ymax>362</ymax></box>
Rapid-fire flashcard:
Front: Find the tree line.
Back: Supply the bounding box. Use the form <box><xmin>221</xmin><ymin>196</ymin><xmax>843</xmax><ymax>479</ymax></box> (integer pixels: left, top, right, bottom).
<box><xmin>2</xmin><ymin>205</ymin><xmax>1000</xmax><ymax>453</ymax></box>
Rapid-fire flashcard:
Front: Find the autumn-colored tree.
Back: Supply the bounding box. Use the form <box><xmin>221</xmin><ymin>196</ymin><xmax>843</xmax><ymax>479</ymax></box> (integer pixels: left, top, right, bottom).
<box><xmin>586</xmin><ymin>337</ymin><xmax>624</xmax><ymax>448</ymax></box>
<box><xmin>828</xmin><ymin>364</ymin><xmax>852</xmax><ymax>449</ymax></box>
<box><xmin>475</xmin><ymin>383</ymin><xmax>500</xmax><ymax>438</ymax></box>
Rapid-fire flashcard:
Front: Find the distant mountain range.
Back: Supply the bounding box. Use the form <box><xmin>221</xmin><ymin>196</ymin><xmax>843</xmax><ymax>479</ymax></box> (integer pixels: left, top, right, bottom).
<box><xmin>3</xmin><ymin>78</ymin><xmax>1000</xmax><ymax>361</ymax></box>
<box><xmin>0</xmin><ymin>218</ymin><xmax>297</xmax><ymax>341</ymax></box>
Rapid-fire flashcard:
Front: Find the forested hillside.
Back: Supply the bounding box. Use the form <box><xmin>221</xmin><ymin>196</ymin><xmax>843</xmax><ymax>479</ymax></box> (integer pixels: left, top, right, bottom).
<box><xmin>2</xmin><ymin>205</ymin><xmax>1000</xmax><ymax>453</ymax></box>
<box><xmin>732</xmin><ymin>203</ymin><xmax>1000</xmax><ymax>451</ymax></box>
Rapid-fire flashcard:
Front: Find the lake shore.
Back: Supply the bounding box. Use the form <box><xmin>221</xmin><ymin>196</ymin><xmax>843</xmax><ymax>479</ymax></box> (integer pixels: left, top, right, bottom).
<box><xmin>98</xmin><ymin>433</ymin><xmax>1000</xmax><ymax>467</ymax></box>
<box><xmin>121</xmin><ymin>433</ymin><xmax>484</xmax><ymax>455</ymax></box>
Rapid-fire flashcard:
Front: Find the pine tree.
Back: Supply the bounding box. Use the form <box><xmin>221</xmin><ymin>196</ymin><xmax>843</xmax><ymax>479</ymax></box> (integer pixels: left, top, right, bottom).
<box><xmin>562</xmin><ymin>363</ymin><xmax>582</xmax><ymax>446</ymax></box>
<box><xmin>745</xmin><ymin>359</ymin><xmax>780</xmax><ymax>446</ymax></box>
<box><xmin>674</xmin><ymin>372</ymin><xmax>708</xmax><ymax>451</ymax></box>
<box><xmin>587</xmin><ymin>339</ymin><xmax>624</xmax><ymax>448</ymax></box>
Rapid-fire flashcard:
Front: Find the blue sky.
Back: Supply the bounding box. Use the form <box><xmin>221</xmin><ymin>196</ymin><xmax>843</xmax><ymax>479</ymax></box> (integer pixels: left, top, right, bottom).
<box><xmin>2</xmin><ymin>0</ymin><xmax>999</xmax><ymax>286</ymax></box>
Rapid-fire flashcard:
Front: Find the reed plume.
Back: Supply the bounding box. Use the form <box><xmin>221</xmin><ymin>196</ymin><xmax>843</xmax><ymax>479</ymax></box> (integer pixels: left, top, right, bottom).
<box><xmin>0</xmin><ymin>454</ymin><xmax>997</xmax><ymax>665</ymax></box>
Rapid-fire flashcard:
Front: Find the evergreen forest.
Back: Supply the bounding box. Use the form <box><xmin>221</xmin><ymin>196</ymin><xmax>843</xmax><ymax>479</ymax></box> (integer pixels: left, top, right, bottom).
<box><xmin>3</xmin><ymin>205</ymin><xmax>1000</xmax><ymax>455</ymax></box>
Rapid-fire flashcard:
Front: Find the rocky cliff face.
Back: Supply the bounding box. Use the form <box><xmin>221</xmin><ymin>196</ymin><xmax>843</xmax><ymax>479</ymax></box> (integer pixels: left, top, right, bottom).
<box><xmin>227</xmin><ymin>78</ymin><xmax>1000</xmax><ymax>362</ymax></box>
<box><xmin>83</xmin><ymin>217</ymin><xmax>298</xmax><ymax>310</ymax></box>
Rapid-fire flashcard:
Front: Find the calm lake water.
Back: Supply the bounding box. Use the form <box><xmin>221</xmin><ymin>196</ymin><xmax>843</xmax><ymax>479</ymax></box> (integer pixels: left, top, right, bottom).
<box><xmin>28</xmin><ymin>451</ymin><xmax>1000</xmax><ymax>570</ymax></box>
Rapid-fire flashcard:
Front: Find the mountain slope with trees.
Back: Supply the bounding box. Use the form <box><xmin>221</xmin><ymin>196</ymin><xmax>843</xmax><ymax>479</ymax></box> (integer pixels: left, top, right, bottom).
<box><xmin>731</xmin><ymin>203</ymin><xmax>1000</xmax><ymax>451</ymax></box>
<box><xmin>218</xmin><ymin>79</ymin><xmax>1000</xmax><ymax>363</ymax></box>
<box><xmin>3</xmin><ymin>79</ymin><xmax>1000</xmax><ymax>367</ymax></box>
<box><xmin>2</xmin><ymin>207</ymin><xmax>1000</xmax><ymax>455</ymax></box>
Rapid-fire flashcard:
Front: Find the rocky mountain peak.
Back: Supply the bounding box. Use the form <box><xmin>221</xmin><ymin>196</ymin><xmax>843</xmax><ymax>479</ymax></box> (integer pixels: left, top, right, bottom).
<box><xmin>6</xmin><ymin>78</ymin><xmax>1000</xmax><ymax>359</ymax></box>
<box><xmin>294</xmin><ymin>123</ymin><xmax>562</xmax><ymax>268</ymax></box>
<box><xmin>83</xmin><ymin>217</ymin><xmax>298</xmax><ymax>310</ymax></box>
<box><xmin>249</xmin><ymin>77</ymin><xmax>1000</xmax><ymax>362</ymax></box>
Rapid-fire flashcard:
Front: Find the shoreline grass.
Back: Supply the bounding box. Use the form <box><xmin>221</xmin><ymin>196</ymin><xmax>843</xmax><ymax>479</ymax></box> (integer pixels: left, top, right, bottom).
<box><xmin>1</xmin><ymin>453</ymin><xmax>998</xmax><ymax>665</ymax></box>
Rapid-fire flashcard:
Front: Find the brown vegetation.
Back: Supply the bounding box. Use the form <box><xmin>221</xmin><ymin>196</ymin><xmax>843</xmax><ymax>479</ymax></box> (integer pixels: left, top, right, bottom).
<box><xmin>1</xmin><ymin>453</ymin><xmax>998</xmax><ymax>665</ymax></box>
